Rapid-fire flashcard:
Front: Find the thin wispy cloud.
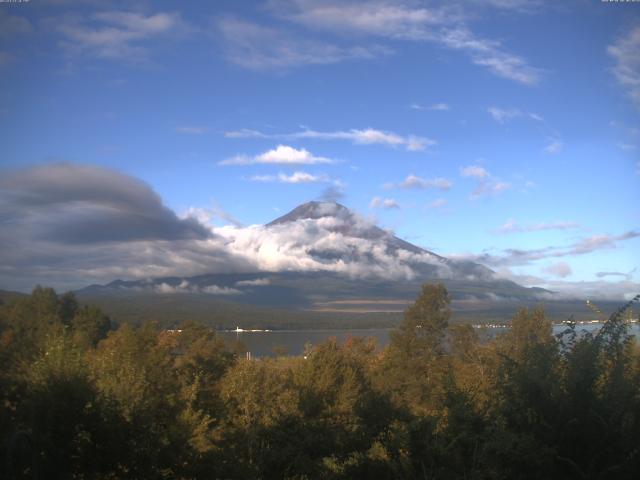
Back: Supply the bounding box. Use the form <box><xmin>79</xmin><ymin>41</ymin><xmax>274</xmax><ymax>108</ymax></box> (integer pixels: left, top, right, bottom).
<box><xmin>225</xmin><ymin>128</ymin><xmax>269</xmax><ymax>139</ymax></box>
<box><xmin>274</xmin><ymin>1</ymin><xmax>542</xmax><ymax>84</ymax></box>
<box><xmin>618</xmin><ymin>143</ymin><xmax>636</xmax><ymax>151</ymax></box>
<box><xmin>248</xmin><ymin>171</ymin><xmax>331</xmax><ymax>184</ymax></box>
<box><xmin>176</xmin><ymin>126</ymin><xmax>209</xmax><ymax>134</ymax></box>
<box><xmin>217</xmin><ymin>17</ymin><xmax>389</xmax><ymax>70</ymax></box>
<box><xmin>487</xmin><ymin>106</ymin><xmax>563</xmax><ymax>154</ymax></box>
<box><xmin>477</xmin><ymin>0</ymin><xmax>544</xmax><ymax>12</ymax></box>
<box><xmin>457</xmin><ymin>230</ymin><xmax>640</xmax><ymax>268</ymax></box>
<box><xmin>54</xmin><ymin>10</ymin><xmax>188</xmax><ymax>62</ymax></box>
<box><xmin>411</xmin><ymin>102</ymin><xmax>450</xmax><ymax>111</ymax></box>
<box><xmin>471</xmin><ymin>181</ymin><xmax>510</xmax><ymax>199</ymax></box>
<box><xmin>487</xmin><ymin>106</ymin><xmax>522</xmax><ymax>123</ymax></box>
<box><xmin>607</xmin><ymin>24</ymin><xmax>640</xmax><ymax>109</ymax></box>
<box><xmin>426</xmin><ymin>198</ymin><xmax>447</xmax><ymax>209</ymax></box>
<box><xmin>225</xmin><ymin>127</ymin><xmax>435</xmax><ymax>151</ymax></box>
<box><xmin>459</xmin><ymin>164</ymin><xmax>509</xmax><ymax>199</ymax></box>
<box><xmin>487</xmin><ymin>106</ymin><xmax>544</xmax><ymax>123</ymax></box>
<box><xmin>497</xmin><ymin>218</ymin><xmax>580</xmax><ymax>234</ymax></box>
<box><xmin>596</xmin><ymin>269</ymin><xmax>635</xmax><ymax>281</ymax></box>
<box><xmin>220</xmin><ymin>145</ymin><xmax>334</xmax><ymax>166</ymax></box>
<box><xmin>544</xmin><ymin>139</ymin><xmax>563</xmax><ymax>154</ymax></box>
<box><xmin>460</xmin><ymin>165</ymin><xmax>489</xmax><ymax>179</ymax></box>
<box><xmin>384</xmin><ymin>174</ymin><xmax>452</xmax><ymax>190</ymax></box>
<box><xmin>438</xmin><ymin>26</ymin><xmax>541</xmax><ymax>85</ymax></box>
<box><xmin>183</xmin><ymin>203</ymin><xmax>244</xmax><ymax>228</ymax></box>
<box><xmin>496</xmin><ymin>270</ymin><xmax>639</xmax><ymax>301</ymax></box>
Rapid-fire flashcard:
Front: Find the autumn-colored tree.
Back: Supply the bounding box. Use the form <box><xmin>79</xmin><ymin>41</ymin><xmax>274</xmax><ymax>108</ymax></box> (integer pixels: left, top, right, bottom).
<box><xmin>381</xmin><ymin>283</ymin><xmax>451</xmax><ymax>416</ymax></box>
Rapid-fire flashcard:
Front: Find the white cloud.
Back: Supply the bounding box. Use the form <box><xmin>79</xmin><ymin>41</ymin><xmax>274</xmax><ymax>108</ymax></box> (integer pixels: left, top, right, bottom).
<box><xmin>152</xmin><ymin>280</ymin><xmax>242</xmax><ymax>295</ymax></box>
<box><xmin>201</xmin><ymin>285</ymin><xmax>243</xmax><ymax>295</ymax></box>
<box><xmin>608</xmin><ymin>24</ymin><xmax>640</xmax><ymax>109</ymax></box>
<box><xmin>249</xmin><ymin>171</ymin><xmax>330</xmax><ymax>184</ymax></box>
<box><xmin>224</xmin><ymin>127</ymin><xmax>435</xmax><ymax>151</ymax></box>
<box><xmin>385</xmin><ymin>174</ymin><xmax>452</xmax><ymax>190</ymax></box>
<box><xmin>256</xmin><ymin>145</ymin><xmax>332</xmax><ymax>164</ymax></box>
<box><xmin>542</xmin><ymin>261</ymin><xmax>572</xmax><ymax>278</ymax></box>
<box><xmin>220</xmin><ymin>145</ymin><xmax>334</xmax><ymax>166</ymax></box>
<box><xmin>370</xmin><ymin>196</ymin><xmax>400</xmax><ymax>209</ymax></box>
<box><xmin>460</xmin><ymin>165</ymin><xmax>489</xmax><ymax>179</ymax></box>
<box><xmin>498</xmin><ymin>219</ymin><xmax>580</xmax><ymax>234</ymax></box>
<box><xmin>213</xmin><ymin>210</ymin><xmax>451</xmax><ymax>281</ymax></box>
<box><xmin>544</xmin><ymin>139</ymin><xmax>563</xmax><ymax>154</ymax></box>
<box><xmin>411</xmin><ymin>102</ymin><xmax>450</xmax><ymax>111</ymax></box>
<box><xmin>235</xmin><ymin>278</ymin><xmax>271</xmax><ymax>287</ymax></box>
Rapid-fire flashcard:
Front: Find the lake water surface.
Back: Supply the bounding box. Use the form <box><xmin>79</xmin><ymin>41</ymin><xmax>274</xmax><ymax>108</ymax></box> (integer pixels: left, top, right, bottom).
<box><xmin>218</xmin><ymin>323</ymin><xmax>640</xmax><ymax>357</ymax></box>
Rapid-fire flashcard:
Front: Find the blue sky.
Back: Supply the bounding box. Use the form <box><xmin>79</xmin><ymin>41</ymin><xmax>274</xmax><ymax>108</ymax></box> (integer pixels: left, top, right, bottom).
<box><xmin>0</xmin><ymin>0</ymin><xmax>639</xmax><ymax>297</ymax></box>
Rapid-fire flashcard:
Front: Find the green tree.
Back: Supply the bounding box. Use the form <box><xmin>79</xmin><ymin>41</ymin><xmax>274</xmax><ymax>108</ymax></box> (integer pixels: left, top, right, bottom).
<box><xmin>70</xmin><ymin>304</ymin><xmax>111</xmax><ymax>348</ymax></box>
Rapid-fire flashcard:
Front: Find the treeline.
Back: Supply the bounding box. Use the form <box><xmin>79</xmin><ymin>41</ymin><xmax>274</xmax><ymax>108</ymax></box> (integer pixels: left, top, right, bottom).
<box><xmin>1</xmin><ymin>285</ymin><xmax>639</xmax><ymax>479</ymax></box>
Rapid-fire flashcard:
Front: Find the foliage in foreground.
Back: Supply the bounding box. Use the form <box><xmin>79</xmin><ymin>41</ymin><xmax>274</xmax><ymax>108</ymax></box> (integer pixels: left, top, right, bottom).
<box><xmin>1</xmin><ymin>285</ymin><xmax>639</xmax><ymax>479</ymax></box>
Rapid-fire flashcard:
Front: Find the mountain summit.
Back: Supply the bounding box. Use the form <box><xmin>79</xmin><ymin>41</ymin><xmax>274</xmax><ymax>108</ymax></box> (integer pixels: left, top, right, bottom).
<box><xmin>268</xmin><ymin>201</ymin><xmax>426</xmax><ymax>254</ymax></box>
<box><xmin>267</xmin><ymin>201</ymin><xmax>351</xmax><ymax>226</ymax></box>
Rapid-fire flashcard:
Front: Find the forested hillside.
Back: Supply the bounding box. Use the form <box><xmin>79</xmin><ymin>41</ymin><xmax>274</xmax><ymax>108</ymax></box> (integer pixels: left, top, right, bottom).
<box><xmin>1</xmin><ymin>285</ymin><xmax>639</xmax><ymax>479</ymax></box>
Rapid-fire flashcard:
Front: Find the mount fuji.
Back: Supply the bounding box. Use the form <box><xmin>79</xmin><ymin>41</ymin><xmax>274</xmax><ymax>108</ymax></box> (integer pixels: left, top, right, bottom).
<box><xmin>75</xmin><ymin>201</ymin><xmax>560</xmax><ymax>327</ymax></box>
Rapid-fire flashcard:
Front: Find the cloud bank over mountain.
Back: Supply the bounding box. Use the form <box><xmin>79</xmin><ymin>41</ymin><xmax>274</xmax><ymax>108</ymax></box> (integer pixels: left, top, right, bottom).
<box><xmin>1</xmin><ymin>164</ymin><xmax>637</xmax><ymax>300</ymax></box>
<box><xmin>0</xmin><ymin>164</ymin><xmax>451</xmax><ymax>290</ymax></box>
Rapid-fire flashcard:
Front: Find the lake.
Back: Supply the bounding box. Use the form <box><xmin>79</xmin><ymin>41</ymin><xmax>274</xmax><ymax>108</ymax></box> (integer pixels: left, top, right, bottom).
<box><xmin>218</xmin><ymin>322</ymin><xmax>640</xmax><ymax>357</ymax></box>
